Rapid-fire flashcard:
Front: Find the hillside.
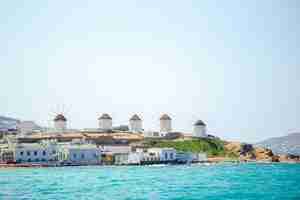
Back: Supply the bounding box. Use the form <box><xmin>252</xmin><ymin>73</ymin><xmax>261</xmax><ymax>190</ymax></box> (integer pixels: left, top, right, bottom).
<box><xmin>0</xmin><ymin>116</ymin><xmax>20</xmax><ymax>130</ymax></box>
<box><xmin>255</xmin><ymin>133</ymin><xmax>300</xmax><ymax>156</ymax></box>
<box><xmin>139</xmin><ymin>137</ymin><xmax>281</xmax><ymax>161</ymax></box>
<box><xmin>141</xmin><ymin>138</ymin><xmax>228</xmax><ymax>157</ymax></box>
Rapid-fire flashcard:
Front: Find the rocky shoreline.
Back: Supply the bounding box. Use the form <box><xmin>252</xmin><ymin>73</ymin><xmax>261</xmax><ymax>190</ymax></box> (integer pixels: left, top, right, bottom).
<box><xmin>224</xmin><ymin>141</ymin><xmax>300</xmax><ymax>163</ymax></box>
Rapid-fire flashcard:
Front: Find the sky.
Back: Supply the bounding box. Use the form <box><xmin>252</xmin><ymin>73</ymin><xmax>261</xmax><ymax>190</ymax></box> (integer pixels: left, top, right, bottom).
<box><xmin>0</xmin><ymin>1</ymin><xmax>299</xmax><ymax>143</ymax></box>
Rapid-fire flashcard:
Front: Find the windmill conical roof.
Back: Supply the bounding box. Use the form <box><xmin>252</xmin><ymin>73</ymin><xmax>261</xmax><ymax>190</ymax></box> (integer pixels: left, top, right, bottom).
<box><xmin>194</xmin><ymin>120</ymin><xmax>206</xmax><ymax>126</ymax></box>
<box><xmin>98</xmin><ymin>113</ymin><xmax>112</xmax><ymax>120</ymax></box>
<box><xmin>130</xmin><ymin>114</ymin><xmax>141</xmax><ymax>121</ymax></box>
<box><xmin>160</xmin><ymin>114</ymin><xmax>171</xmax><ymax>120</ymax></box>
<box><xmin>54</xmin><ymin>114</ymin><xmax>67</xmax><ymax>122</ymax></box>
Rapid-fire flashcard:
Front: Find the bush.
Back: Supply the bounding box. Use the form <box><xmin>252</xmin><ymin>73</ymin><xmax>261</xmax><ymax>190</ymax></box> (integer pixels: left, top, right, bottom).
<box><xmin>144</xmin><ymin>138</ymin><xmax>226</xmax><ymax>156</ymax></box>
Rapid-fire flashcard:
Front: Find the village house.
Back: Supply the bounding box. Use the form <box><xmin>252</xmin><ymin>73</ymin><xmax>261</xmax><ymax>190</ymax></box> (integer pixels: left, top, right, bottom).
<box><xmin>0</xmin><ymin>149</ymin><xmax>14</xmax><ymax>163</ymax></box>
<box><xmin>60</xmin><ymin>144</ymin><xmax>101</xmax><ymax>165</ymax></box>
<box><xmin>14</xmin><ymin>141</ymin><xmax>59</xmax><ymax>163</ymax></box>
<box><xmin>147</xmin><ymin>148</ymin><xmax>176</xmax><ymax>162</ymax></box>
<box><xmin>114</xmin><ymin>153</ymin><xmax>129</xmax><ymax>165</ymax></box>
<box><xmin>99</xmin><ymin>145</ymin><xmax>132</xmax><ymax>165</ymax></box>
<box><xmin>127</xmin><ymin>148</ymin><xmax>177</xmax><ymax>165</ymax></box>
<box><xmin>176</xmin><ymin>152</ymin><xmax>208</xmax><ymax>163</ymax></box>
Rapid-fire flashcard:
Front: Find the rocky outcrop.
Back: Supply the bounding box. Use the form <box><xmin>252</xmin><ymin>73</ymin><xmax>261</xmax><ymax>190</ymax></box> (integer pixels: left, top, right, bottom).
<box><xmin>254</xmin><ymin>147</ymin><xmax>273</xmax><ymax>160</ymax></box>
<box><xmin>277</xmin><ymin>154</ymin><xmax>300</xmax><ymax>163</ymax></box>
<box><xmin>224</xmin><ymin>142</ymin><xmax>275</xmax><ymax>161</ymax></box>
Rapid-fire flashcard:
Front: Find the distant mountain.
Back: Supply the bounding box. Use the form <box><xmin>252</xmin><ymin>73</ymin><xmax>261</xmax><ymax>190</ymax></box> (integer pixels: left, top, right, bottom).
<box><xmin>256</xmin><ymin>133</ymin><xmax>300</xmax><ymax>156</ymax></box>
<box><xmin>0</xmin><ymin>116</ymin><xmax>20</xmax><ymax>131</ymax></box>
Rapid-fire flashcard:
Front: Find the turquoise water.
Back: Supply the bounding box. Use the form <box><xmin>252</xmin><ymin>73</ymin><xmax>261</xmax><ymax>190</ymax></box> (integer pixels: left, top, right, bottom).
<box><xmin>0</xmin><ymin>163</ymin><xmax>300</xmax><ymax>200</ymax></box>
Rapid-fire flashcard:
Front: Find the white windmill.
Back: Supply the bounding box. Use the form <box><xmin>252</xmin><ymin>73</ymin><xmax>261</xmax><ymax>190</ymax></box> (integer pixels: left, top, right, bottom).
<box><xmin>46</xmin><ymin>104</ymin><xmax>70</xmax><ymax>134</ymax></box>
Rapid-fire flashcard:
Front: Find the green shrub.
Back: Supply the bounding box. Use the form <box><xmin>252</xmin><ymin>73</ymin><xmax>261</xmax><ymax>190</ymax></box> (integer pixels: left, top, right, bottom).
<box><xmin>144</xmin><ymin>138</ymin><xmax>226</xmax><ymax>156</ymax></box>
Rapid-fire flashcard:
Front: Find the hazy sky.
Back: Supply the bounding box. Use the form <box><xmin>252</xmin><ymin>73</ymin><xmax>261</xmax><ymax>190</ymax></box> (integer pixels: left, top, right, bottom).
<box><xmin>1</xmin><ymin>1</ymin><xmax>299</xmax><ymax>143</ymax></box>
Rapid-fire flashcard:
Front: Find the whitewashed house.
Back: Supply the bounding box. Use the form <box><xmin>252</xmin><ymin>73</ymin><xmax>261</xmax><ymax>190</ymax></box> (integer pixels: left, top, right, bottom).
<box><xmin>160</xmin><ymin>114</ymin><xmax>172</xmax><ymax>135</ymax></box>
<box><xmin>128</xmin><ymin>152</ymin><xmax>144</xmax><ymax>164</ymax></box>
<box><xmin>197</xmin><ymin>153</ymin><xmax>208</xmax><ymax>162</ymax></box>
<box><xmin>147</xmin><ymin>148</ymin><xmax>176</xmax><ymax>162</ymax></box>
<box><xmin>100</xmin><ymin>145</ymin><xmax>132</xmax><ymax>154</ymax></box>
<box><xmin>61</xmin><ymin>144</ymin><xmax>101</xmax><ymax>165</ymax></box>
<box><xmin>14</xmin><ymin>142</ymin><xmax>59</xmax><ymax>163</ymax></box>
<box><xmin>176</xmin><ymin>152</ymin><xmax>207</xmax><ymax>163</ymax></box>
<box><xmin>143</xmin><ymin>131</ymin><xmax>161</xmax><ymax>138</ymax></box>
<box><xmin>193</xmin><ymin>120</ymin><xmax>207</xmax><ymax>138</ymax></box>
<box><xmin>114</xmin><ymin>153</ymin><xmax>129</xmax><ymax>165</ymax></box>
<box><xmin>129</xmin><ymin>114</ymin><xmax>143</xmax><ymax>133</ymax></box>
<box><xmin>54</xmin><ymin>114</ymin><xmax>67</xmax><ymax>132</ymax></box>
<box><xmin>0</xmin><ymin>150</ymin><xmax>14</xmax><ymax>163</ymax></box>
<box><xmin>98</xmin><ymin>113</ymin><xmax>112</xmax><ymax>131</ymax></box>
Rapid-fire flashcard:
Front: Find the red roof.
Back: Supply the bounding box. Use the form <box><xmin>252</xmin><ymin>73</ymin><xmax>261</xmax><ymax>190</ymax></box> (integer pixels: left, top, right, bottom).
<box><xmin>54</xmin><ymin>114</ymin><xmax>67</xmax><ymax>121</ymax></box>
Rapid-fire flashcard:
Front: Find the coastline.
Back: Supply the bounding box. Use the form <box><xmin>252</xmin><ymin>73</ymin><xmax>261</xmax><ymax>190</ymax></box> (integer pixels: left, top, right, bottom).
<box><xmin>1</xmin><ymin>158</ymin><xmax>299</xmax><ymax>169</ymax></box>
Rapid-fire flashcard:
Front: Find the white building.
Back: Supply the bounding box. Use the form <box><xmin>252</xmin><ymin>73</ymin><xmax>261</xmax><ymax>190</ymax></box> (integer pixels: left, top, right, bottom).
<box><xmin>54</xmin><ymin>114</ymin><xmax>67</xmax><ymax>132</ymax></box>
<box><xmin>147</xmin><ymin>148</ymin><xmax>176</xmax><ymax>161</ymax></box>
<box><xmin>193</xmin><ymin>120</ymin><xmax>207</xmax><ymax>138</ymax></box>
<box><xmin>129</xmin><ymin>114</ymin><xmax>143</xmax><ymax>133</ymax></box>
<box><xmin>197</xmin><ymin>153</ymin><xmax>208</xmax><ymax>162</ymax></box>
<box><xmin>114</xmin><ymin>153</ymin><xmax>129</xmax><ymax>165</ymax></box>
<box><xmin>100</xmin><ymin>145</ymin><xmax>132</xmax><ymax>154</ymax></box>
<box><xmin>128</xmin><ymin>152</ymin><xmax>144</xmax><ymax>164</ymax></box>
<box><xmin>0</xmin><ymin>150</ymin><xmax>14</xmax><ymax>163</ymax></box>
<box><xmin>14</xmin><ymin>142</ymin><xmax>59</xmax><ymax>163</ymax></box>
<box><xmin>98</xmin><ymin>113</ymin><xmax>112</xmax><ymax>131</ymax></box>
<box><xmin>160</xmin><ymin>114</ymin><xmax>172</xmax><ymax>135</ymax></box>
<box><xmin>176</xmin><ymin>152</ymin><xmax>207</xmax><ymax>163</ymax></box>
<box><xmin>61</xmin><ymin>144</ymin><xmax>101</xmax><ymax>165</ymax></box>
<box><xmin>143</xmin><ymin>131</ymin><xmax>161</xmax><ymax>138</ymax></box>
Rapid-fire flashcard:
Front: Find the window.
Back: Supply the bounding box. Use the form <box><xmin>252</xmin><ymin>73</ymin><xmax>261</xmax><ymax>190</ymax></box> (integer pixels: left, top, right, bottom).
<box><xmin>20</xmin><ymin>151</ymin><xmax>24</xmax><ymax>156</ymax></box>
<box><xmin>73</xmin><ymin>154</ymin><xmax>77</xmax><ymax>158</ymax></box>
<box><xmin>170</xmin><ymin>153</ymin><xmax>173</xmax><ymax>160</ymax></box>
<box><xmin>41</xmin><ymin>158</ymin><xmax>46</xmax><ymax>162</ymax></box>
<box><xmin>27</xmin><ymin>151</ymin><xmax>31</xmax><ymax>156</ymax></box>
<box><xmin>164</xmin><ymin>152</ymin><xmax>168</xmax><ymax>160</ymax></box>
<box><xmin>34</xmin><ymin>151</ymin><xmax>38</xmax><ymax>156</ymax></box>
<box><xmin>52</xmin><ymin>150</ymin><xmax>56</xmax><ymax>154</ymax></box>
<box><xmin>42</xmin><ymin>151</ymin><xmax>46</xmax><ymax>156</ymax></box>
<box><xmin>28</xmin><ymin>158</ymin><xmax>31</xmax><ymax>162</ymax></box>
<box><xmin>81</xmin><ymin>154</ymin><xmax>85</xmax><ymax>159</ymax></box>
<box><xmin>35</xmin><ymin>158</ymin><xmax>39</xmax><ymax>162</ymax></box>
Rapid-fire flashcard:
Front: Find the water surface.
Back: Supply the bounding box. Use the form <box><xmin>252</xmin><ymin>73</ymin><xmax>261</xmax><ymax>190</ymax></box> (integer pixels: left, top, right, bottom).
<box><xmin>0</xmin><ymin>163</ymin><xmax>299</xmax><ymax>200</ymax></box>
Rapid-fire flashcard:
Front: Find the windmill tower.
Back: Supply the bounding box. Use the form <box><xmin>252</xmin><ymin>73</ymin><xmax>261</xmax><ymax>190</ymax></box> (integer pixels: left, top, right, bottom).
<box><xmin>193</xmin><ymin>120</ymin><xmax>207</xmax><ymax>138</ymax></box>
<box><xmin>160</xmin><ymin>114</ymin><xmax>172</xmax><ymax>133</ymax></box>
<box><xmin>54</xmin><ymin>114</ymin><xmax>67</xmax><ymax>132</ymax></box>
<box><xmin>129</xmin><ymin>114</ymin><xmax>143</xmax><ymax>133</ymax></box>
<box><xmin>47</xmin><ymin>104</ymin><xmax>70</xmax><ymax>133</ymax></box>
<box><xmin>98</xmin><ymin>113</ymin><xmax>112</xmax><ymax>131</ymax></box>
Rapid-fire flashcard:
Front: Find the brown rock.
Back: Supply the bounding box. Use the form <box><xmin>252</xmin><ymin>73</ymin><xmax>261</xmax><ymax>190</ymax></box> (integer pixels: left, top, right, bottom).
<box><xmin>271</xmin><ymin>155</ymin><xmax>280</xmax><ymax>162</ymax></box>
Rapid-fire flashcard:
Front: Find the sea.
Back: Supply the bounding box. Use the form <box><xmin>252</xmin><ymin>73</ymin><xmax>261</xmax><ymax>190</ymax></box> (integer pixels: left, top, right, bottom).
<box><xmin>0</xmin><ymin>163</ymin><xmax>299</xmax><ymax>200</ymax></box>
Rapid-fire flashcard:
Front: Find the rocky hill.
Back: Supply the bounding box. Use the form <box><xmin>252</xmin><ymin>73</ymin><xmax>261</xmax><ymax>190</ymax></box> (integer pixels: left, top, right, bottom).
<box><xmin>0</xmin><ymin>116</ymin><xmax>20</xmax><ymax>131</ymax></box>
<box><xmin>255</xmin><ymin>133</ymin><xmax>300</xmax><ymax>156</ymax></box>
